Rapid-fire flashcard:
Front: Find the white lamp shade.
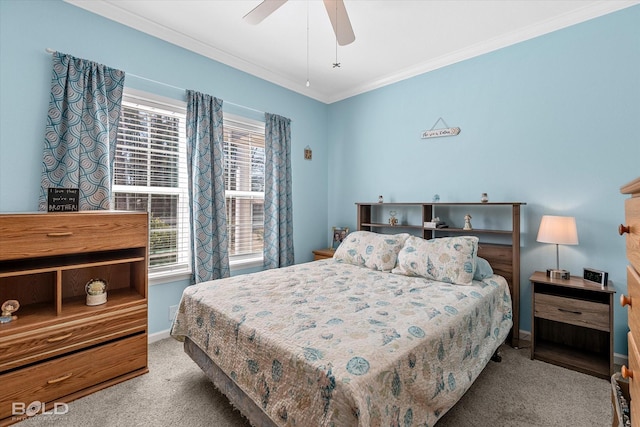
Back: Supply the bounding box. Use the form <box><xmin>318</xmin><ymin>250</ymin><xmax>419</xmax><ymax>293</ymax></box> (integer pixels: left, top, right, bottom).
<box><xmin>536</xmin><ymin>215</ymin><xmax>579</xmax><ymax>245</ymax></box>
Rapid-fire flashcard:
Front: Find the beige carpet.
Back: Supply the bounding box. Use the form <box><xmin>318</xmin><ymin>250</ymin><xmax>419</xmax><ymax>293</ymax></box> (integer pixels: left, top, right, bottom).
<box><xmin>15</xmin><ymin>338</ymin><xmax>611</xmax><ymax>427</ymax></box>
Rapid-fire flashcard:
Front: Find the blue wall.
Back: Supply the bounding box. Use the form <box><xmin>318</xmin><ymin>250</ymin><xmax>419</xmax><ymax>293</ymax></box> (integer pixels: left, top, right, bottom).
<box><xmin>327</xmin><ymin>6</ymin><xmax>640</xmax><ymax>356</ymax></box>
<box><xmin>0</xmin><ymin>0</ymin><xmax>329</xmax><ymax>336</ymax></box>
<box><xmin>1</xmin><ymin>1</ymin><xmax>639</xmax><ymax>354</ymax></box>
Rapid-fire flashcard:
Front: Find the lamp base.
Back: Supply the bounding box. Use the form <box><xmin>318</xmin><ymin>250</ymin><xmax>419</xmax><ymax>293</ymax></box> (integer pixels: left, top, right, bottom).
<box><xmin>547</xmin><ymin>269</ymin><xmax>570</xmax><ymax>280</ymax></box>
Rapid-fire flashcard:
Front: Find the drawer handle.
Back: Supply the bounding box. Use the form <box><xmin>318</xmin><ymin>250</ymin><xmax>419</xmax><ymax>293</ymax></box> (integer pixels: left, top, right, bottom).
<box><xmin>47</xmin><ymin>232</ymin><xmax>73</xmax><ymax>237</ymax></box>
<box><xmin>619</xmin><ymin>224</ymin><xmax>630</xmax><ymax>235</ymax></box>
<box><xmin>622</xmin><ymin>365</ymin><xmax>633</xmax><ymax>379</ymax></box>
<box><xmin>46</xmin><ymin>332</ymin><xmax>73</xmax><ymax>343</ymax></box>
<box><xmin>558</xmin><ymin>308</ymin><xmax>582</xmax><ymax>315</ymax></box>
<box><xmin>621</xmin><ymin>294</ymin><xmax>632</xmax><ymax>308</ymax></box>
<box><xmin>47</xmin><ymin>373</ymin><xmax>73</xmax><ymax>384</ymax></box>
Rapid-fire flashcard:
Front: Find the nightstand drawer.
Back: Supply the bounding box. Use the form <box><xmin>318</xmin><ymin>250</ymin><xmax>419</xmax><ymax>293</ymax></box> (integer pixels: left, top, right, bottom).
<box><xmin>0</xmin><ymin>333</ymin><xmax>147</xmax><ymax>420</ymax></box>
<box><xmin>535</xmin><ymin>293</ymin><xmax>609</xmax><ymax>331</ymax></box>
<box><xmin>0</xmin><ymin>305</ymin><xmax>146</xmax><ymax>372</ymax></box>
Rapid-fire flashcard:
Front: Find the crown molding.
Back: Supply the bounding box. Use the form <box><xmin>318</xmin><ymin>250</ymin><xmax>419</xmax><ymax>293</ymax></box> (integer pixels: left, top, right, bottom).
<box><xmin>326</xmin><ymin>0</ymin><xmax>640</xmax><ymax>103</ymax></box>
<box><xmin>66</xmin><ymin>0</ymin><xmax>638</xmax><ymax>105</ymax></box>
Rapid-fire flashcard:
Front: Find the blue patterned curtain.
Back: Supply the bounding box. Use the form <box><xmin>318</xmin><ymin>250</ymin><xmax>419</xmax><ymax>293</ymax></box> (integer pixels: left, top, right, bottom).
<box><xmin>39</xmin><ymin>52</ymin><xmax>125</xmax><ymax>211</ymax></box>
<box><xmin>186</xmin><ymin>90</ymin><xmax>230</xmax><ymax>283</ymax></box>
<box><xmin>263</xmin><ymin>113</ymin><xmax>294</xmax><ymax>269</ymax></box>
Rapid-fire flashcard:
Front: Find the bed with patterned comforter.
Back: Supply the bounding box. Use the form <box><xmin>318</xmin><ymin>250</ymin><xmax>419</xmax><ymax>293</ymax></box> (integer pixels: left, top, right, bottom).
<box><xmin>171</xmin><ymin>248</ymin><xmax>512</xmax><ymax>426</ymax></box>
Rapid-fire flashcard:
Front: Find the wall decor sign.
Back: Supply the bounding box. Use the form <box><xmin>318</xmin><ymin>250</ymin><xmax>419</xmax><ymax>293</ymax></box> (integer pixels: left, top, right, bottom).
<box><xmin>47</xmin><ymin>188</ymin><xmax>79</xmax><ymax>212</ymax></box>
<box><xmin>304</xmin><ymin>145</ymin><xmax>312</xmax><ymax>160</ymax></box>
<box><xmin>421</xmin><ymin>117</ymin><xmax>461</xmax><ymax>139</ymax></box>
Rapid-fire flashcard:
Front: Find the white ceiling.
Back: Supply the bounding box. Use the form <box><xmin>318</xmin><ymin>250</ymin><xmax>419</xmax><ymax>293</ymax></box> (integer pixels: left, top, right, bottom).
<box><xmin>66</xmin><ymin>0</ymin><xmax>638</xmax><ymax>104</ymax></box>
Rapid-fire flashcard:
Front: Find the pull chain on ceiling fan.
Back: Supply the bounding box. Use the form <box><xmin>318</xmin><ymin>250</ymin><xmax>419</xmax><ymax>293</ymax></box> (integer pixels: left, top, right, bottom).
<box><xmin>244</xmin><ymin>0</ymin><xmax>355</xmax><ymax>46</ymax></box>
<box><xmin>332</xmin><ymin>0</ymin><xmax>341</xmax><ymax>68</ymax></box>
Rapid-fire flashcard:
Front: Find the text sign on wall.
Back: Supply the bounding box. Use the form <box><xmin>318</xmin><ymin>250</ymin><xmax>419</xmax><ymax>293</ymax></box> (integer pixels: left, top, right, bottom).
<box><xmin>421</xmin><ymin>117</ymin><xmax>461</xmax><ymax>139</ymax></box>
<box><xmin>421</xmin><ymin>127</ymin><xmax>461</xmax><ymax>139</ymax></box>
<box><xmin>47</xmin><ymin>188</ymin><xmax>79</xmax><ymax>212</ymax></box>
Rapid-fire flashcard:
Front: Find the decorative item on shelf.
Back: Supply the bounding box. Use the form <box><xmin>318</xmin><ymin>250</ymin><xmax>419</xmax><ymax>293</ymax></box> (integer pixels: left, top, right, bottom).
<box><xmin>0</xmin><ymin>299</ymin><xmax>19</xmax><ymax>323</ymax></box>
<box><xmin>304</xmin><ymin>145</ymin><xmax>312</xmax><ymax>160</ymax></box>
<box><xmin>424</xmin><ymin>217</ymin><xmax>447</xmax><ymax>229</ymax></box>
<box><xmin>378</xmin><ymin>195</ymin><xmax>384</xmax><ymax>203</ymax></box>
<box><xmin>583</xmin><ymin>267</ymin><xmax>609</xmax><ymax>286</ymax></box>
<box><xmin>388</xmin><ymin>210</ymin><xmax>398</xmax><ymax>226</ymax></box>
<box><xmin>481</xmin><ymin>193</ymin><xmax>489</xmax><ymax>203</ymax></box>
<box><xmin>85</xmin><ymin>278</ymin><xmax>108</xmax><ymax>306</ymax></box>
<box><xmin>463</xmin><ymin>214</ymin><xmax>473</xmax><ymax>230</ymax></box>
<box><xmin>536</xmin><ymin>215</ymin><xmax>578</xmax><ymax>279</ymax></box>
<box><xmin>432</xmin><ymin>194</ymin><xmax>440</xmax><ymax>203</ymax></box>
<box><xmin>331</xmin><ymin>226</ymin><xmax>349</xmax><ymax>249</ymax></box>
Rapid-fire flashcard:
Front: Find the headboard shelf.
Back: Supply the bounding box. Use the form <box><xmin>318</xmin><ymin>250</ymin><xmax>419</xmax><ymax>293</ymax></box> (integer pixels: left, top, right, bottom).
<box><xmin>356</xmin><ymin>201</ymin><xmax>525</xmax><ymax>348</ymax></box>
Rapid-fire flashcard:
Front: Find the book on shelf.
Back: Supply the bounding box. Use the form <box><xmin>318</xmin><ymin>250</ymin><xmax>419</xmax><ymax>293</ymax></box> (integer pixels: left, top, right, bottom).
<box><xmin>424</xmin><ymin>221</ymin><xmax>447</xmax><ymax>229</ymax></box>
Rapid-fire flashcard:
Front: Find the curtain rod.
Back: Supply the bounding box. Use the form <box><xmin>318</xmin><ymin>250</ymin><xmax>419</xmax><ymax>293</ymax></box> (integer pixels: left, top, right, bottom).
<box><xmin>45</xmin><ymin>48</ymin><xmax>265</xmax><ymax>116</ymax></box>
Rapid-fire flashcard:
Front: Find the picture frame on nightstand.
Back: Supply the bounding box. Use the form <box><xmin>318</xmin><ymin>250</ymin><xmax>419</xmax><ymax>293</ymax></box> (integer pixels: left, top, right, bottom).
<box><xmin>331</xmin><ymin>226</ymin><xmax>349</xmax><ymax>249</ymax></box>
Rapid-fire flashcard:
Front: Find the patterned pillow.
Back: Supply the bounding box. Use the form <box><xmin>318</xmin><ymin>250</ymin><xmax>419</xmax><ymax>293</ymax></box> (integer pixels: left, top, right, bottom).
<box><xmin>473</xmin><ymin>256</ymin><xmax>494</xmax><ymax>280</ymax></box>
<box><xmin>392</xmin><ymin>236</ymin><xmax>479</xmax><ymax>285</ymax></box>
<box><xmin>333</xmin><ymin>231</ymin><xmax>411</xmax><ymax>271</ymax></box>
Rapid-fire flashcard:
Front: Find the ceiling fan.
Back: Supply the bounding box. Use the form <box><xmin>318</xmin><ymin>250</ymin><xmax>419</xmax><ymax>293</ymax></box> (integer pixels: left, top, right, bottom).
<box><xmin>244</xmin><ymin>0</ymin><xmax>356</xmax><ymax>46</ymax></box>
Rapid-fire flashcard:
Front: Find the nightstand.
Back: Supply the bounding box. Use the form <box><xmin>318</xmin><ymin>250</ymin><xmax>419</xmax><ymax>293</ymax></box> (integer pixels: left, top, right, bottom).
<box><xmin>312</xmin><ymin>248</ymin><xmax>335</xmax><ymax>260</ymax></box>
<box><xmin>530</xmin><ymin>271</ymin><xmax>615</xmax><ymax>379</ymax></box>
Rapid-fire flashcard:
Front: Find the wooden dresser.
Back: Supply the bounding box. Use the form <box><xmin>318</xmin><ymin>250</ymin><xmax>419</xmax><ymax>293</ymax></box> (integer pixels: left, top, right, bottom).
<box><xmin>620</xmin><ymin>177</ymin><xmax>640</xmax><ymax>424</ymax></box>
<box><xmin>0</xmin><ymin>212</ymin><xmax>148</xmax><ymax>425</ymax></box>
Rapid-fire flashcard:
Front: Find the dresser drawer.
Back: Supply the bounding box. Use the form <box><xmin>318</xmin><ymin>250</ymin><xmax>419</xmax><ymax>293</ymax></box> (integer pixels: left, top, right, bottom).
<box><xmin>627</xmin><ymin>332</ymin><xmax>640</xmax><ymax>424</ymax></box>
<box><xmin>0</xmin><ymin>212</ymin><xmax>148</xmax><ymax>260</ymax></box>
<box><xmin>0</xmin><ymin>305</ymin><xmax>146</xmax><ymax>372</ymax></box>
<box><xmin>534</xmin><ymin>293</ymin><xmax>609</xmax><ymax>331</ymax></box>
<box><xmin>626</xmin><ymin>266</ymin><xmax>640</xmax><ymax>345</ymax></box>
<box><xmin>625</xmin><ymin>197</ymin><xmax>640</xmax><ymax>272</ymax></box>
<box><xmin>0</xmin><ymin>333</ymin><xmax>147</xmax><ymax>420</ymax></box>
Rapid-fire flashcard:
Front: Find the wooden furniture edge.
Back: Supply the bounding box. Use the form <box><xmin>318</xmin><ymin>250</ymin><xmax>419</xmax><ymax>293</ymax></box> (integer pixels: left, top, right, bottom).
<box><xmin>621</xmin><ymin>177</ymin><xmax>640</xmax><ymax>195</ymax></box>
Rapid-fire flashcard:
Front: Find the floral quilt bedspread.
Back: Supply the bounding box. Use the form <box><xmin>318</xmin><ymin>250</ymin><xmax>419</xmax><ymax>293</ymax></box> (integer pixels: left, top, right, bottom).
<box><xmin>171</xmin><ymin>259</ymin><xmax>512</xmax><ymax>427</ymax></box>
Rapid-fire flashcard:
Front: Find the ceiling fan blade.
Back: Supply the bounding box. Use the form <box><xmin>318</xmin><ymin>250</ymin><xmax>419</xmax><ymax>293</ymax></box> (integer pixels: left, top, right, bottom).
<box><xmin>243</xmin><ymin>0</ymin><xmax>288</xmax><ymax>25</ymax></box>
<box><xmin>323</xmin><ymin>0</ymin><xmax>355</xmax><ymax>46</ymax></box>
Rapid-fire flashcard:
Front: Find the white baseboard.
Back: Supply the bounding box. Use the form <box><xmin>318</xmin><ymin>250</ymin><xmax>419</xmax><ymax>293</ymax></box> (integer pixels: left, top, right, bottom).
<box><xmin>614</xmin><ymin>353</ymin><xmax>629</xmax><ymax>368</ymax></box>
<box><xmin>148</xmin><ymin>329</ymin><xmax>171</xmax><ymax>344</ymax></box>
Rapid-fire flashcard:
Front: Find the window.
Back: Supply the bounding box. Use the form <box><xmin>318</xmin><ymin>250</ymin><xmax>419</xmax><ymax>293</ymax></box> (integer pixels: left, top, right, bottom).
<box><xmin>113</xmin><ymin>90</ymin><xmax>190</xmax><ymax>278</ymax></box>
<box><xmin>113</xmin><ymin>89</ymin><xmax>266</xmax><ymax>278</ymax></box>
<box><xmin>224</xmin><ymin>115</ymin><xmax>265</xmax><ymax>266</ymax></box>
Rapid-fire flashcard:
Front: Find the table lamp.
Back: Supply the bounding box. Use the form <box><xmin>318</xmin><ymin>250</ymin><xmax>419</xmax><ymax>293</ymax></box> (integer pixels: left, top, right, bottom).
<box><xmin>536</xmin><ymin>215</ymin><xmax>578</xmax><ymax>279</ymax></box>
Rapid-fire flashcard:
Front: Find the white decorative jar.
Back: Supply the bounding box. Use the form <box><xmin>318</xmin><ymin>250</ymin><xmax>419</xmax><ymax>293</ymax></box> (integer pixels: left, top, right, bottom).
<box><xmin>86</xmin><ymin>278</ymin><xmax>108</xmax><ymax>306</ymax></box>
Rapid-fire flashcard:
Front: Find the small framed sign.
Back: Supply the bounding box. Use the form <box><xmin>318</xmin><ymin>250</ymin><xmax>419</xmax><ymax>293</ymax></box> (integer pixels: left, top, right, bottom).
<box><xmin>47</xmin><ymin>188</ymin><xmax>79</xmax><ymax>212</ymax></box>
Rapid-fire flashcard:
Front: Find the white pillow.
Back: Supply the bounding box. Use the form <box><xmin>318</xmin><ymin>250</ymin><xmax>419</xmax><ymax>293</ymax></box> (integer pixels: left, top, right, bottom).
<box><xmin>392</xmin><ymin>236</ymin><xmax>479</xmax><ymax>285</ymax></box>
<box><xmin>333</xmin><ymin>231</ymin><xmax>410</xmax><ymax>271</ymax></box>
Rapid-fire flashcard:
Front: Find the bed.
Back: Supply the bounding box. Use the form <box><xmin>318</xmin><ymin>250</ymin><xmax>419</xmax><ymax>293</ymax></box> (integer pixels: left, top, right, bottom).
<box><xmin>171</xmin><ymin>232</ymin><xmax>516</xmax><ymax>426</ymax></box>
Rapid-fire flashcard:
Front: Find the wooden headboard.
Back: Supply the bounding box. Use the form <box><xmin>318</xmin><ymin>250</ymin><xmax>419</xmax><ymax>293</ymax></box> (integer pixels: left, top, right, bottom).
<box><xmin>356</xmin><ymin>201</ymin><xmax>524</xmax><ymax>348</ymax></box>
